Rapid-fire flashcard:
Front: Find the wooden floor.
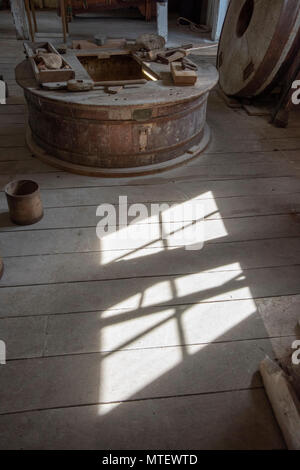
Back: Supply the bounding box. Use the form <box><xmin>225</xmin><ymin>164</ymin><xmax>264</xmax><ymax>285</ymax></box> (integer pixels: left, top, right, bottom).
<box><xmin>1</xmin><ymin>10</ymin><xmax>300</xmax><ymax>450</ymax></box>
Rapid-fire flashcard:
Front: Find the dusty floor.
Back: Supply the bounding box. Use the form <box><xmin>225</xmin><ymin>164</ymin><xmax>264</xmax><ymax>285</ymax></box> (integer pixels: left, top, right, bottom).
<box><xmin>0</xmin><ymin>9</ymin><xmax>300</xmax><ymax>450</ymax></box>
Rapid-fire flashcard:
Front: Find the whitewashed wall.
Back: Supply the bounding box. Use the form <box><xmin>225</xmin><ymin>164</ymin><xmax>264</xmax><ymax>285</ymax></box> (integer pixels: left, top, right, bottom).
<box><xmin>207</xmin><ymin>0</ymin><xmax>229</xmax><ymax>41</ymax></box>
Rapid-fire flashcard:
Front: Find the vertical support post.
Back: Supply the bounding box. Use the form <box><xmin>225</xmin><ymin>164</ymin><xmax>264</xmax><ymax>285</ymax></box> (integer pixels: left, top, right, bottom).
<box><xmin>25</xmin><ymin>0</ymin><xmax>35</xmax><ymax>42</ymax></box>
<box><xmin>31</xmin><ymin>0</ymin><xmax>38</xmax><ymax>33</ymax></box>
<box><xmin>60</xmin><ymin>0</ymin><xmax>68</xmax><ymax>44</ymax></box>
<box><xmin>145</xmin><ymin>0</ymin><xmax>151</xmax><ymax>21</ymax></box>
<box><xmin>157</xmin><ymin>1</ymin><xmax>168</xmax><ymax>43</ymax></box>
<box><xmin>211</xmin><ymin>0</ymin><xmax>229</xmax><ymax>42</ymax></box>
<box><xmin>0</xmin><ymin>79</ymin><xmax>6</xmax><ymax>105</ymax></box>
<box><xmin>10</xmin><ymin>0</ymin><xmax>30</xmax><ymax>40</ymax></box>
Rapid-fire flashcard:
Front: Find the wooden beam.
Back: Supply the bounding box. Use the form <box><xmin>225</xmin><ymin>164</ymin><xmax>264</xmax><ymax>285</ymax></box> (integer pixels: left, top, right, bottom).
<box><xmin>60</xmin><ymin>0</ymin><xmax>68</xmax><ymax>44</ymax></box>
<box><xmin>157</xmin><ymin>1</ymin><xmax>168</xmax><ymax>42</ymax></box>
<box><xmin>30</xmin><ymin>0</ymin><xmax>38</xmax><ymax>33</ymax></box>
<box><xmin>260</xmin><ymin>356</ymin><xmax>300</xmax><ymax>450</ymax></box>
<box><xmin>10</xmin><ymin>0</ymin><xmax>30</xmax><ymax>40</ymax></box>
<box><xmin>0</xmin><ymin>80</ymin><xmax>6</xmax><ymax>105</ymax></box>
<box><xmin>24</xmin><ymin>0</ymin><xmax>35</xmax><ymax>42</ymax></box>
<box><xmin>209</xmin><ymin>0</ymin><xmax>229</xmax><ymax>41</ymax></box>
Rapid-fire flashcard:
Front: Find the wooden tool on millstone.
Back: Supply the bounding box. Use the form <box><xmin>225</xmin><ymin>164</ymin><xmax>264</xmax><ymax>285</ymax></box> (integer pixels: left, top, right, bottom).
<box><xmin>149</xmin><ymin>43</ymin><xmax>217</xmax><ymax>62</ymax></box>
<box><xmin>42</xmin><ymin>78</ymin><xmax>147</xmax><ymax>92</ymax></box>
<box><xmin>182</xmin><ymin>57</ymin><xmax>198</xmax><ymax>71</ymax></box>
<box><xmin>67</xmin><ymin>78</ymin><xmax>147</xmax><ymax>91</ymax></box>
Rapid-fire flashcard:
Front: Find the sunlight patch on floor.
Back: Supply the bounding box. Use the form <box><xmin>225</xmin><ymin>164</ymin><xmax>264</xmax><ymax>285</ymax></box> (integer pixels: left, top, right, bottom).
<box><xmin>97</xmin><ymin>260</ymin><xmax>256</xmax><ymax>414</ymax></box>
<box><xmin>97</xmin><ymin>194</ymin><xmax>227</xmax><ymax>264</ymax></box>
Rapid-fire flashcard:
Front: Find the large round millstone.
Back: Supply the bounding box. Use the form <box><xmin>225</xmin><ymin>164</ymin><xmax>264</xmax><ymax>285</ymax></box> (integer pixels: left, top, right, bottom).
<box><xmin>218</xmin><ymin>0</ymin><xmax>300</xmax><ymax>97</ymax></box>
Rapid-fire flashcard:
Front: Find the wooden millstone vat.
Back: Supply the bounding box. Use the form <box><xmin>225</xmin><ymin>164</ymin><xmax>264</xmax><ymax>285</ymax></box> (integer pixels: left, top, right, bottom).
<box><xmin>16</xmin><ymin>50</ymin><xmax>218</xmax><ymax>176</ymax></box>
<box><xmin>218</xmin><ymin>0</ymin><xmax>300</xmax><ymax>97</ymax></box>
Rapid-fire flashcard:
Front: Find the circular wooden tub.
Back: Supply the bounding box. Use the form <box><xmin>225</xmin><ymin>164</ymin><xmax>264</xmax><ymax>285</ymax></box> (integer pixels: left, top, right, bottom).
<box><xmin>16</xmin><ymin>54</ymin><xmax>218</xmax><ymax>177</ymax></box>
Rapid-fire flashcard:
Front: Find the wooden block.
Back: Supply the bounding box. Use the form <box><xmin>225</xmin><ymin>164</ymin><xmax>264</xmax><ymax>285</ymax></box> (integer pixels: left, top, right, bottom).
<box><xmin>260</xmin><ymin>356</ymin><xmax>300</xmax><ymax>450</ymax></box>
<box><xmin>72</xmin><ymin>40</ymin><xmax>99</xmax><ymax>50</ymax></box>
<box><xmin>171</xmin><ymin>62</ymin><xmax>197</xmax><ymax>86</ymax></box>
<box><xmin>105</xmin><ymin>38</ymin><xmax>127</xmax><ymax>48</ymax></box>
<box><xmin>217</xmin><ymin>87</ymin><xmax>242</xmax><ymax>108</ymax></box>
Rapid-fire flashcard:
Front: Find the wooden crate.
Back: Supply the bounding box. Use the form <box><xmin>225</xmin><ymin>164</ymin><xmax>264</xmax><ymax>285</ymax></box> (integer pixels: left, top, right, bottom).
<box><xmin>24</xmin><ymin>42</ymin><xmax>75</xmax><ymax>84</ymax></box>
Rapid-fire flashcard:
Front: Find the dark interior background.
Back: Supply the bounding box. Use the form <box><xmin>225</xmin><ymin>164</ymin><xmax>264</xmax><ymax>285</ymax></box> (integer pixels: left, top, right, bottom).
<box><xmin>169</xmin><ymin>0</ymin><xmax>207</xmax><ymax>23</ymax></box>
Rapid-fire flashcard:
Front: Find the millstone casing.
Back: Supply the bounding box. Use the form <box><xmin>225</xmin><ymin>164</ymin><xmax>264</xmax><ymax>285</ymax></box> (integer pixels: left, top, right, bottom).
<box><xmin>16</xmin><ymin>59</ymin><xmax>218</xmax><ymax>176</ymax></box>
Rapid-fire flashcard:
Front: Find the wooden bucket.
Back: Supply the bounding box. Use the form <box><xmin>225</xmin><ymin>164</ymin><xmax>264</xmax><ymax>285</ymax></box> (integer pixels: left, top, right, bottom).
<box><xmin>5</xmin><ymin>180</ymin><xmax>43</xmax><ymax>225</ymax></box>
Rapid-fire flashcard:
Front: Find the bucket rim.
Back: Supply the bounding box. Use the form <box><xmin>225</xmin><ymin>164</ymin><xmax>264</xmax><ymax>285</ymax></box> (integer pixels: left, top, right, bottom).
<box><xmin>4</xmin><ymin>179</ymin><xmax>40</xmax><ymax>199</ymax></box>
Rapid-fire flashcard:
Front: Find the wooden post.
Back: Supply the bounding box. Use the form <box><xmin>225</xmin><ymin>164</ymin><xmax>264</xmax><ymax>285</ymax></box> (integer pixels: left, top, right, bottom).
<box><xmin>157</xmin><ymin>1</ymin><xmax>168</xmax><ymax>42</ymax></box>
<box><xmin>209</xmin><ymin>0</ymin><xmax>229</xmax><ymax>41</ymax></box>
<box><xmin>0</xmin><ymin>255</ymin><xmax>3</xmax><ymax>280</ymax></box>
<box><xmin>60</xmin><ymin>0</ymin><xmax>68</xmax><ymax>44</ymax></box>
<box><xmin>145</xmin><ymin>0</ymin><xmax>151</xmax><ymax>21</ymax></box>
<box><xmin>30</xmin><ymin>0</ymin><xmax>38</xmax><ymax>33</ymax></box>
<box><xmin>24</xmin><ymin>0</ymin><xmax>35</xmax><ymax>42</ymax></box>
<box><xmin>0</xmin><ymin>80</ymin><xmax>6</xmax><ymax>105</ymax></box>
<box><xmin>260</xmin><ymin>357</ymin><xmax>300</xmax><ymax>450</ymax></box>
<box><xmin>10</xmin><ymin>0</ymin><xmax>30</xmax><ymax>40</ymax></box>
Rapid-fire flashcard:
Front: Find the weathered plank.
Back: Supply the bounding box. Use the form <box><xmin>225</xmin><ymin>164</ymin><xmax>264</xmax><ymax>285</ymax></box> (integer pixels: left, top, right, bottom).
<box><xmin>0</xmin><ymin>298</ymin><xmax>259</xmax><ymax>358</ymax></box>
<box><xmin>2</xmin><ymin>237</ymin><xmax>300</xmax><ymax>287</ymax></box>
<box><xmin>0</xmin><ymin>135</ymin><xmax>26</xmax><ymax>147</ymax></box>
<box><xmin>1</xmin><ymin>214</ymin><xmax>300</xmax><ymax>257</ymax></box>
<box><xmin>0</xmin><ymin>147</ymin><xmax>32</xmax><ymax>162</ymax></box>
<box><xmin>256</xmin><ymin>295</ymin><xmax>300</xmax><ymax>337</ymax></box>
<box><xmin>204</xmin><ymin>136</ymin><xmax>300</xmax><ymax>155</ymax></box>
<box><xmin>0</xmin><ymin>337</ymin><xmax>284</xmax><ymax>414</ymax></box>
<box><xmin>1</xmin><ymin>193</ymin><xmax>299</xmax><ymax>233</ymax></box>
<box><xmin>165</xmin><ymin>161</ymin><xmax>300</xmax><ymax>181</ymax></box>
<box><xmin>0</xmin><ymin>389</ymin><xmax>285</xmax><ymax>449</ymax></box>
<box><xmin>0</xmin><ymin>125</ymin><xmax>25</xmax><ymax>136</ymax></box>
<box><xmin>0</xmin><ymin>105</ymin><xmax>25</xmax><ymax>114</ymax></box>
<box><xmin>1</xmin><ymin>265</ymin><xmax>300</xmax><ymax>317</ymax></box>
<box><xmin>0</xmin><ymin>184</ymin><xmax>187</xmax><ymax>210</ymax></box>
<box><xmin>176</xmin><ymin>176</ymin><xmax>300</xmax><ymax>199</ymax></box>
<box><xmin>0</xmin><ymin>160</ymin><xmax>60</xmax><ymax>174</ymax></box>
<box><xmin>9</xmin><ymin>0</ymin><xmax>29</xmax><ymax>40</ymax></box>
<box><xmin>0</xmin><ymin>316</ymin><xmax>47</xmax><ymax>360</ymax></box>
<box><xmin>1</xmin><ymin>161</ymin><xmax>299</xmax><ymax>188</ymax></box>
<box><xmin>0</xmin><ymin>114</ymin><xmax>25</xmax><ymax>124</ymax></box>
<box><xmin>42</xmin><ymin>299</ymin><xmax>263</xmax><ymax>357</ymax></box>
